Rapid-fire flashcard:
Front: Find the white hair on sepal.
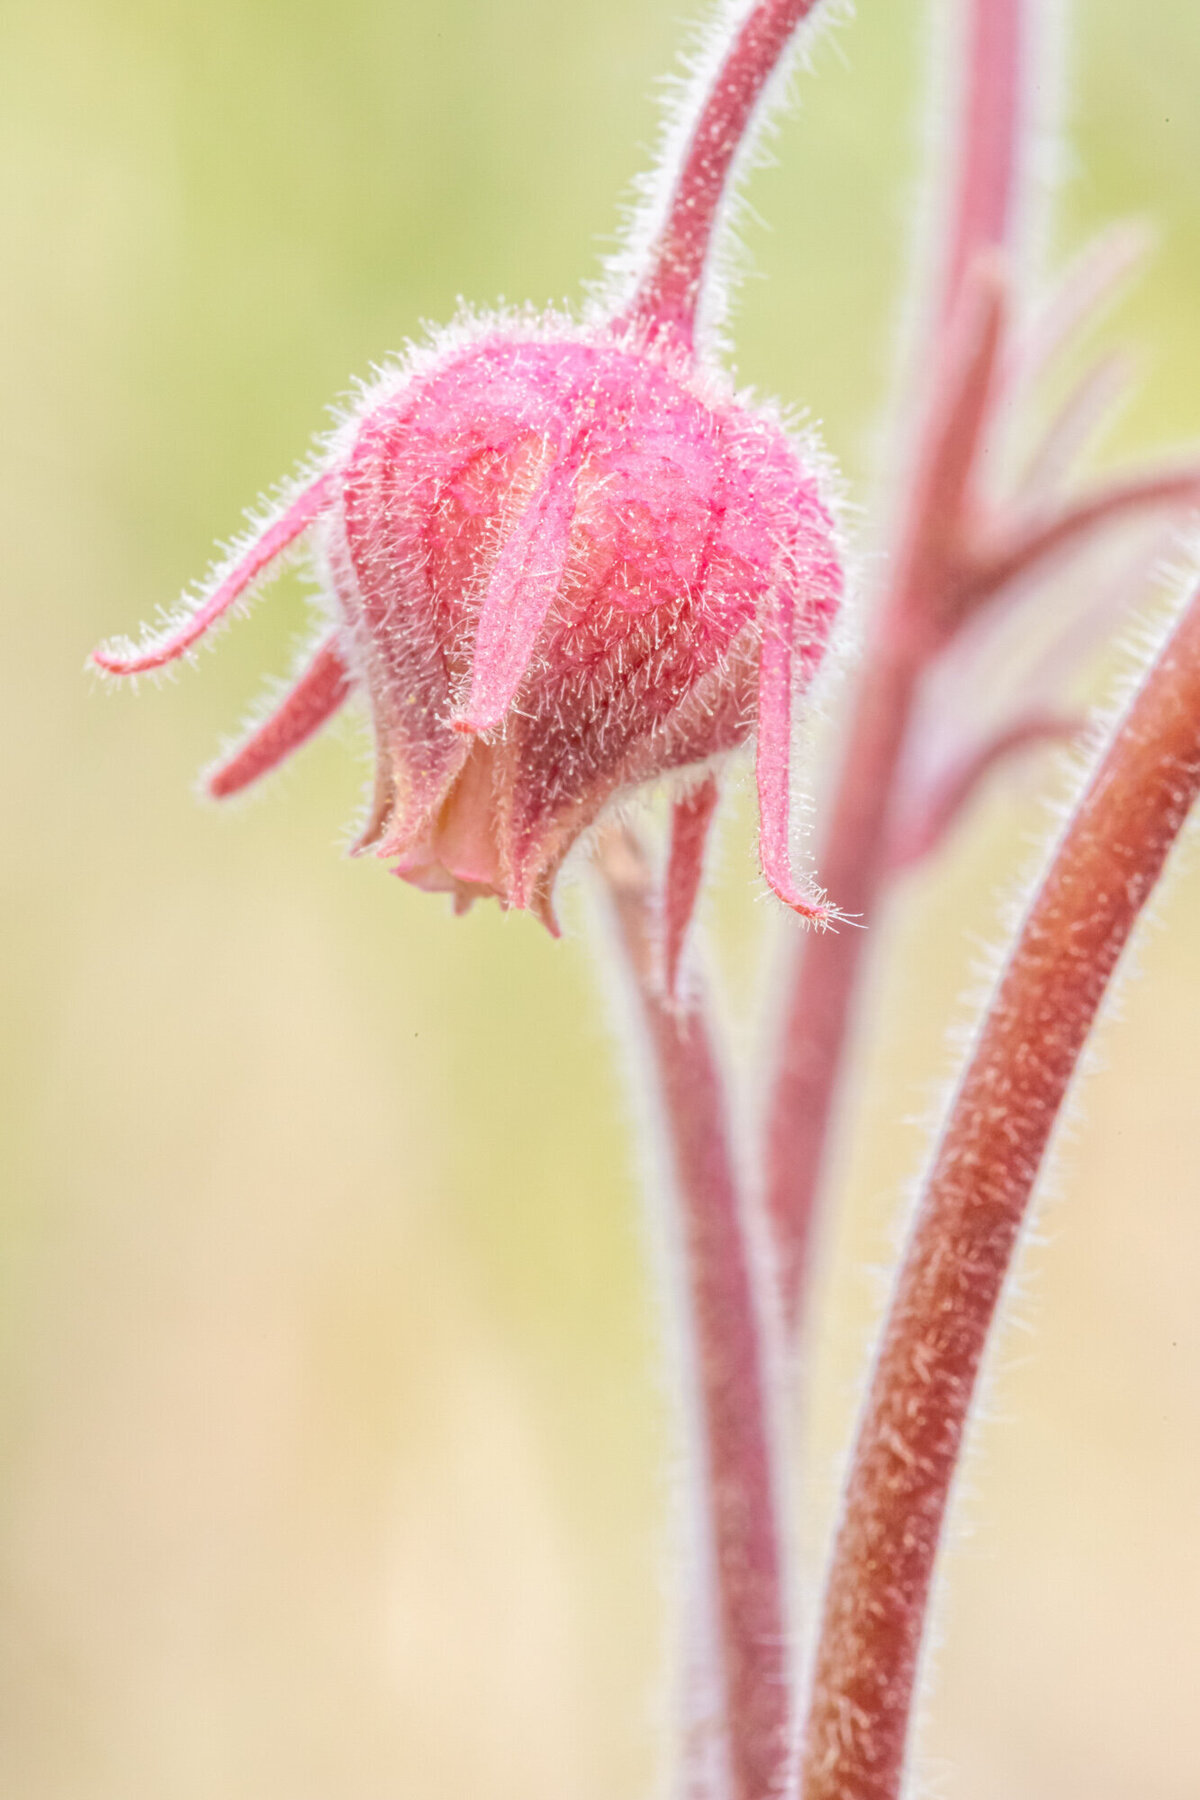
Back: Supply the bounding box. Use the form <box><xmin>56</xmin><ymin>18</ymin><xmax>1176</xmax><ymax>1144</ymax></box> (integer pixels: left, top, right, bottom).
<box><xmin>193</xmin><ymin>558</ymin><xmax>346</xmax><ymax>816</ymax></box>
<box><xmin>88</xmin><ymin>460</ymin><xmax>332</xmax><ymax>687</ymax></box>
<box><xmin>588</xmin><ymin>0</ymin><xmax>854</xmax><ymax>352</ymax></box>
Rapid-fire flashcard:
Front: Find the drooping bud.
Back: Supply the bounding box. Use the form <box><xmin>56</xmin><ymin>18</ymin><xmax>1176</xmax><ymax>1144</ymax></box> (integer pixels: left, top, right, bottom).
<box><xmin>93</xmin><ymin>314</ymin><xmax>842</xmax><ymax>930</ymax></box>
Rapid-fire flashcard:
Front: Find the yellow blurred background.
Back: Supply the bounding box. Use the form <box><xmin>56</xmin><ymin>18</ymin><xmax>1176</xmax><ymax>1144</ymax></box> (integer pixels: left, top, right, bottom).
<box><xmin>3</xmin><ymin>1</ymin><xmax>1200</xmax><ymax>1795</ymax></box>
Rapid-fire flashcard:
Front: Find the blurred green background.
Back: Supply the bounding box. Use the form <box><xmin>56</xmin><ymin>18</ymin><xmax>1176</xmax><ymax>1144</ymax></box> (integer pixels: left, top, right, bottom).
<box><xmin>3</xmin><ymin>1</ymin><xmax>1200</xmax><ymax>1795</ymax></box>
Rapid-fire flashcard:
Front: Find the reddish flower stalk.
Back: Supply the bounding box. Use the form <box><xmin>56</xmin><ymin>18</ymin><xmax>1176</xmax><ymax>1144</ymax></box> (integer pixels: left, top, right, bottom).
<box><xmin>624</xmin><ymin>0</ymin><xmax>824</xmax><ymax>349</ymax></box>
<box><xmin>799</xmin><ymin>573</ymin><xmax>1200</xmax><ymax>1800</ymax></box>
<box><xmin>599</xmin><ymin>822</ymin><xmax>791</xmax><ymax>1800</ymax></box>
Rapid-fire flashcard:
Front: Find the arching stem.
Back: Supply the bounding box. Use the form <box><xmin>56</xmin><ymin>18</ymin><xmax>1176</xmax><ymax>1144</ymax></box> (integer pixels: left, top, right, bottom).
<box><xmin>623</xmin><ymin>0</ymin><xmax>825</xmax><ymax>350</ymax></box>
<box><xmin>800</xmin><ymin>574</ymin><xmax>1200</xmax><ymax>1800</ymax></box>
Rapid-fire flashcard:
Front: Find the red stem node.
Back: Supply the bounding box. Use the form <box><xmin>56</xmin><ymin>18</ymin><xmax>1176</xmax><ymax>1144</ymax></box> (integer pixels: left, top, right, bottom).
<box><xmin>800</xmin><ymin>578</ymin><xmax>1200</xmax><ymax>1800</ymax></box>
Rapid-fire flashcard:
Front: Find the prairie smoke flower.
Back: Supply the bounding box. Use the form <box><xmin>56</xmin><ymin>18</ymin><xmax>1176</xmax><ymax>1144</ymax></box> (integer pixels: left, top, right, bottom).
<box><xmin>92</xmin><ymin>14</ymin><xmax>844</xmax><ymax>933</ymax></box>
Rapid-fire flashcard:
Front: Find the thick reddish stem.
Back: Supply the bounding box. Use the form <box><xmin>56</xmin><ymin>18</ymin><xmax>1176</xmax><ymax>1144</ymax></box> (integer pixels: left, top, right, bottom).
<box><xmin>800</xmin><ymin>578</ymin><xmax>1200</xmax><ymax>1800</ymax></box>
<box><xmin>600</xmin><ymin>829</ymin><xmax>792</xmax><ymax>1800</ymax></box>
<box><xmin>941</xmin><ymin>0</ymin><xmax>1023</xmax><ymax>321</ymax></box>
<box><xmin>624</xmin><ymin>0</ymin><xmax>824</xmax><ymax>348</ymax></box>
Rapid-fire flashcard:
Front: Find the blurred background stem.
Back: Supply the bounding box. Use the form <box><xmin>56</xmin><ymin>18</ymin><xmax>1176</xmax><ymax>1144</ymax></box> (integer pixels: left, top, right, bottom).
<box><xmin>763</xmin><ymin>0</ymin><xmax>1028</xmax><ymax>1336</ymax></box>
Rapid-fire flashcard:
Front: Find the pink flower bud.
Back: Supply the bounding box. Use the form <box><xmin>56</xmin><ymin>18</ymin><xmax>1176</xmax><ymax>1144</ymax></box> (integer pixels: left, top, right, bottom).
<box><xmin>93</xmin><ymin>312</ymin><xmax>841</xmax><ymax>930</ymax></box>
<box><xmin>335</xmin><ymin>317</ymin><xmax>840</xmax><ymax>928</ymax></box>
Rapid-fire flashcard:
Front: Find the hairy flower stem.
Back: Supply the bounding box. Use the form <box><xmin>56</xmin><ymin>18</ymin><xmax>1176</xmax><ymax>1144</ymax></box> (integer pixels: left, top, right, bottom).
<box><xmin>800</xmin><ymin>576</ymin><xmax>1200</xmax><ymax>1800</ymax></box>
<box><xmin>599</xmin><ymin>828</ymin><xmax>792</xmax><ymax>1800</ymax></box>
<box><xmin>626</xmin><ymin>0</ymin><xmax>824</xmax><ymax>349</ymax></box>
<box><xmin>764</xmin><ymin>0</ymin><xmax>1025</xmax><ymax>1332</ymax></box>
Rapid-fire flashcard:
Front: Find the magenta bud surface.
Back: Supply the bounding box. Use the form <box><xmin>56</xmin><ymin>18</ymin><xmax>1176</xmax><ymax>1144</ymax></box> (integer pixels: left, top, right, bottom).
<box><xmin>326</xmin><ymin>319</ymin><xmax>840</xmax><ymax>926</ymax></box>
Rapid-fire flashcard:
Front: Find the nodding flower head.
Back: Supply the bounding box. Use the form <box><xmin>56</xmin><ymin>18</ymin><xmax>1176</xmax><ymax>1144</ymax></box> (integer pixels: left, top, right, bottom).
<box><xmin>92</xmin><ymin>0</ymin><xmax>843</xmax><ymax>933</ymax></box>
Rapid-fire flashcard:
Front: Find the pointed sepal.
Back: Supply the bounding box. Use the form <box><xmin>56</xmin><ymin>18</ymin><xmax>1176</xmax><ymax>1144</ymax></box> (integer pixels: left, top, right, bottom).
<box><xmin>206</xmin><ymin>630</ymin><xmax>352</xmax><ymax>799</ymax></box>
<box><xmin>92</xmin><ymin>472</ymin><xmax>334</xmax><ymax>675</ymax></box>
